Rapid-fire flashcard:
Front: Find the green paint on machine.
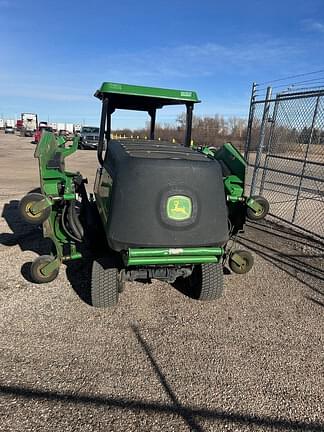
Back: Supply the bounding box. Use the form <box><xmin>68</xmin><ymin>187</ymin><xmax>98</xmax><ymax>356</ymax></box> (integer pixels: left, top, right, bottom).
<box><xmin>96</xmin><ymin>82</ymin><xmax>200</xmax><ymax>103</ymax></box>
<box><xmin>166</xmin><ymin>195</ymin><xmax>192</xmax><ymax>221</ymax></box>
<box><xmin>19</xmin><ymin>79</ymin><xmax>268</xmax><ymax>297</ymax></box>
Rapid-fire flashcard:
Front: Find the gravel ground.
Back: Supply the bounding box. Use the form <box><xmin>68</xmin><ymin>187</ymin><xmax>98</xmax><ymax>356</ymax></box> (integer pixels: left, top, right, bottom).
<box><xmin>0</xmin><ymin>133</ymin><xmax>323</xmax><ymax>431</ymax></box>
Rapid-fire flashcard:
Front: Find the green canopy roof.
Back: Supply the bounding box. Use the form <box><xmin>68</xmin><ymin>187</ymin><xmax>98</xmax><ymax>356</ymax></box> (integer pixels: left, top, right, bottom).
<box><xmin>95</xmin><ymin>82</ymin><xmax>200</xmax><ymax>111</ymax></box>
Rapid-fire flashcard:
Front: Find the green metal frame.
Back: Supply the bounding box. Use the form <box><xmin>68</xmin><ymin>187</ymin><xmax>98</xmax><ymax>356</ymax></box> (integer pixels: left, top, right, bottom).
<box><xmin>199</xmin><ymin>142</ymin><xmax>263</xmax><ymax>214</ymax></box>
<box><xmin>95</xmin><ymin>82</ymin><xmax>201</xmax><ymax>164</ymax></box>
<box><xmin>34</xmin><ymin>132</ymin><xmax>82</xmax><ymax>275</ymax></box>
<box><xmin>125</xmin><ymin>247</ymin><xmax>224</xmax><ymax>266</ymax></box>
<box><xmin>95</xmin><ymin>82</ymin><xmax>200</xmax><ymax>106</ymax></box>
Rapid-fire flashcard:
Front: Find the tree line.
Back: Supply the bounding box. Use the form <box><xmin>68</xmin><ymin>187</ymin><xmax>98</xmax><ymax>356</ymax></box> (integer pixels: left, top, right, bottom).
<box><xmin>112</xmin><ymin>114</ymin><xmax>247</xmax><ymax>151</ymax></box>
<box><xmin>112</xmin><ymin>113</ymin><xmax>324</xmax><ymax>152</ymax></box>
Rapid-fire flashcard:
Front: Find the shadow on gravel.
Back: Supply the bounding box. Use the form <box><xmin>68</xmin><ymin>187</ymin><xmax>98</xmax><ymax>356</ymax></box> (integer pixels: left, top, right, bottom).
<box><xmin>65</xmin><ymin>258</ymin><xmax>93</xmax><ymax>305</ymax></box>
<box><xmin>0</xmin><ymin>199</ymin><xmax>51</xmax><ymax>257</ymax></box>
<box><xmin>0</xmin><ymin>196</ymin><xmax>93</xmax><ymax>304</ymax></box>
<box><xmin>20</xmin><ymin>262</ymin><xmax>34</xmax><ymax>283</ymax></box>
<box><xmin>238</xmin><ymin>220</ymin><xmax>324</xmax><ymax>306</ymax></box>
<box><xmin>0</xmin><ymin>324</ymin><xmax>323</xmax><ymax>432</ymax></box>
<box><xmin>131</xmin><ymin>323</ymin><xmax>204</xmax><ymax>431</ymax></box>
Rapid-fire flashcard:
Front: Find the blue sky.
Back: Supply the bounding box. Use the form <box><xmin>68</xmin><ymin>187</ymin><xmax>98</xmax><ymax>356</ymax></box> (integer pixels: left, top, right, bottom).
<box><xmin>0</xmin><ymin>0</ymin><xmax>323</xmax><ymax>128</ymax></box>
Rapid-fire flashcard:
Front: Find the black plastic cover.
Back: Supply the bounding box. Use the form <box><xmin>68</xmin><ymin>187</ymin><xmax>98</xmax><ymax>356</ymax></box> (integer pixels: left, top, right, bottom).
<box><xmin>102</xmin><ymin>140</ymin><xmax>229</xmax><ymax>250</ymax></box>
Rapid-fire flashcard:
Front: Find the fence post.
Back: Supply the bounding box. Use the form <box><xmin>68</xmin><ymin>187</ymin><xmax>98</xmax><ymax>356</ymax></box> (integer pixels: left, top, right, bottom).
<box><xmin>291</xmin><ymin>94</ymin><xmax>321</xmax><ymax>223</ymax></box>
<box><xmin>250</xmin><ymin>86</ymin><xmax>272</xmax><ymax>196</ymax></box>
<box><xmin>244</xmin><ymin>82</ymin><xmax>257</xmax><ymax>160</ymax></box>
<box><xmin>259</xmin><ymin>95</ymin><xmax>279</xmax><ymax>195</ymax></box>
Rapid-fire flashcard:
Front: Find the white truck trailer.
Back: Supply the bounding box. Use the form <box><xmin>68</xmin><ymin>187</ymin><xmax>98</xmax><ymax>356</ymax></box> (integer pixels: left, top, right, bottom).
<box><xmin>5</xmin><ymin>119</ymin><xmax>15</xmax><ymax>128</ymax></box>
<box><xmin>57</xmin><ymin>122</ymin><xmax>66</xmax><ymax>133</ymax></box>
<box><xmin>65</xmin><ymin>123</ymin><xmax>74</xmax><ymax>134</ymax></box>
<box><xmin>21</xmin><ymin>113</ymin><xmax>38</xmax><ymax>137</ymax></box>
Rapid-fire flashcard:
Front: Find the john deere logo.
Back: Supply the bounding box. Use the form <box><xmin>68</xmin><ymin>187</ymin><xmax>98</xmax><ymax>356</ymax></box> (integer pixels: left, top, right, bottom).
<box><xmin>166</xmin><ymin>195</ymin><xmax>192</xmax><ymax>221</ymax></box>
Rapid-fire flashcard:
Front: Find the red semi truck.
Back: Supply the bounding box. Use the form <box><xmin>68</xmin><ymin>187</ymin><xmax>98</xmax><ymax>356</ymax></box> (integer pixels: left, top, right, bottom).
<box><xmin>34</xmin><ymin>122</ymin><xmax>53</xmax><ymax>143</ymax></box>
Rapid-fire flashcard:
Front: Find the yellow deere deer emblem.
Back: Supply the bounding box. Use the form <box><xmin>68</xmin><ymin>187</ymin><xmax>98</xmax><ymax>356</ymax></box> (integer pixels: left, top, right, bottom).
<box><xmin>166</xmin><ymin>195</ymin><xmax>192</xmax><ymax>221</ymax></box>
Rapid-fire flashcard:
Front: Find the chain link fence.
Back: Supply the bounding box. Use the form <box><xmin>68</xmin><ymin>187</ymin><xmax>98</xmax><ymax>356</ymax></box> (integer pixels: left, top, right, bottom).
<box><xmin>245</xmin><ymin>84</ymin><xmax>324</xmax><ymax>239</ymax></box>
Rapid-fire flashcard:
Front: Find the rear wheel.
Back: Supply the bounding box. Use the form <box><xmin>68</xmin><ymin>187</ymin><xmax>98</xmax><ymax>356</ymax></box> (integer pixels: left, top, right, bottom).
<box><xmin>19</xmin><ymin>193</ymin><xmax>51</xmax><ymax>225</ymax></box>
<box><xmin>186</xmin><ymin>262</ymin><xmax>224</xmax><ymax>301</ymax></box>
<box><xmin>91</xmin><ymin>258</ymin><xmax>120</xmax><ymax>308</ymax></box>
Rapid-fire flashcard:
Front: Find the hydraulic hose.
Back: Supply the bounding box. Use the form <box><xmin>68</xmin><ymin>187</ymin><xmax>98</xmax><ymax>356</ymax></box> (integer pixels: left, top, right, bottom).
<box><xmin>61</xmin><ymin>205</ymin><xmax>81</xmax><ymax>242</ymax></box>
<box><xmin>61</xmin><ymin>201</ymin><xmax>84</xmax><ymax>243</ymax></box>
<box><xmin>70</xmin><ymin>199</ymin><xmax>84</xmax><ymax>238</ymax></box>
<box><xmin>67</xmin><ymin>200</ymin><xmax>83</xmax><ymax>240</ymax></box>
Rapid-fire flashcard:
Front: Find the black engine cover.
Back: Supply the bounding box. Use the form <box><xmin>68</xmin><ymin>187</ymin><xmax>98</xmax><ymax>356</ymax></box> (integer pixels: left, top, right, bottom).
<box><xmin>103</xmin><ymin>140</ymin><xmax>228</xmax><ymax>251</ymax></box>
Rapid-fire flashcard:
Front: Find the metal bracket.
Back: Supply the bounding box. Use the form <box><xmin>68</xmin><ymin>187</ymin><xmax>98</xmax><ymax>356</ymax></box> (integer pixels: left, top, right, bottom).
<box><xmin>246</xmin><ymin>197</ymin><xmax>263</xmax><ymax>214</ymax></box>
<box><xmin>230</xmin><ymin>252</ymin><xmax>246</xmax><ymax>267</ymax></box>
<box><xmin>30</xmin><ymin>197</ymin><xmax>53</xmax><ymax>215</ymax></box>
<box><xmin>40</xmin><ymin>257</ymin><xmax>61</xmax><ymax>277</ymax></box>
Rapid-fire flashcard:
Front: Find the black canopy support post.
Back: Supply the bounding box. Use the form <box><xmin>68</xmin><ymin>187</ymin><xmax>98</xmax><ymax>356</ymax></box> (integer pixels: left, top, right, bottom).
<box><xmin>148</xmin><ymin>109</ymin><xmax>156</xmax><ymax>140</ymax></box>
<box><xmin>106</xmin><ymin>105</ymin><xmax>114</xmax><ymax>143</ymax></box>
<box><xmin>98</xmin><ymin>98</ymin><xmax>108</xmax><ymax>166</ymax></box>
<box><xmin>184</xmin><ymin>103</ymin><xmax>193</xmax><ymax>147</ymax></box>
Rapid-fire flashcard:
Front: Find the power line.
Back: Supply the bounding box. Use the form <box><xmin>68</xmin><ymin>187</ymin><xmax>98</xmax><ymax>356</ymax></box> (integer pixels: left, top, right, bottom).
<box><xmin>257</xmin><ymin>79</ymin><xmax>324</xmax><ymax>92</ymax></box>
<box><xmin>280</xmin><ymin>84</ymin><xmax>324</xmax><ymax>93</ymax></box>
<box><xmin>257</xmin><ymin>69</ymin><xmax>324</xmax><ymax>86</ymax></box>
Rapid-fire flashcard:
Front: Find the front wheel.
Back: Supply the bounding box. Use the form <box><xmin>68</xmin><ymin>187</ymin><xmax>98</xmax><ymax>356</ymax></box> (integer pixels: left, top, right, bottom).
<box><xmin>247</xmin><ymin>196</ymin><xmax>269</xmax><ymax>221</ymax></box>
<box><xmin>19</xmin><ymin>193</ymin><xmax>51</xmax><ymax>225</ymax></box>
<box><xmin>229</xmin><ymin>250</ymin><xmax>254</xmax><ymax>274</ymax></box>
<box><xmin>31</xmin><ymin>255</ymin><xmax>59</xmax><ymax>283</ymax></box>
<box><xmin>186</xmin><ymin>262</ymin><xmax>224</xmax><ymax>301</ymax></box>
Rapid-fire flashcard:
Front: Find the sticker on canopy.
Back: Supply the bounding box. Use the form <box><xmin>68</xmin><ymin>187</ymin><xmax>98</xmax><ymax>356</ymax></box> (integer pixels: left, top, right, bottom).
<box><xmin>166</xmin><ymin>195</ymin><xmax>192</xmax><ymax>221</ymax></box>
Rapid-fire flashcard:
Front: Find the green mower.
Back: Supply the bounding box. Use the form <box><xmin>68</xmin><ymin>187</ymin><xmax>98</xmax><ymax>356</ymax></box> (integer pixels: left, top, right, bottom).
<box><xmin>19</xmin><ymin>82</ymin><xmax>269</xmax><ymax>307</ymax></box>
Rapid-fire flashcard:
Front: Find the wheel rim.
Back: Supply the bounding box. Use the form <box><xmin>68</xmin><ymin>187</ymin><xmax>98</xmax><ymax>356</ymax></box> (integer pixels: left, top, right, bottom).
<box><xmin>36</xmin><ymin>259</ymin><xmax>53</xmax><ymax>278</ymax></box>
<box><xmin>36</xmin><ymin>264</ymin><xmax>47</xmax><ymax>278</ymax></box>
<box><xmin>25</xmin><ymin>202</ymin><xmax>39</xmax><ymax>219</ymax></box>
<box><xmin>239</xmin><ymin>260</ymin><xmax>247</xmax><ymax>271</ymax></box>
<box><xmin>255</xmin><ymin>207</ymin><xmax>264</xmax><ymax>217</ymax></box>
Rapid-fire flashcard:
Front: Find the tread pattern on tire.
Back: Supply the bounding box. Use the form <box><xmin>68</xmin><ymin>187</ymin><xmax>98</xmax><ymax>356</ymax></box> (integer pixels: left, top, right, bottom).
<box><xmin>196</xmin><ymin>262</ymin><xmax>224</xmax><ymax>301</ymax></box>
<box><xmin>91</xmin><ymin>259</ymin><xmax>119</xmax><ymax>308</ymax></box>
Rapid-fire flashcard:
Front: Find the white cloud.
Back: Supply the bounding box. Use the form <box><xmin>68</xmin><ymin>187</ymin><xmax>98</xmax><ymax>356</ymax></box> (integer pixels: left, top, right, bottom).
<box><xmin>302</xmin><ymin>19</ymin><xmax>324</xmax><ymax>34</ymax></box>
<box><xmin>1</xmin><ymin>38</ymin><xmax>303</xmax><ymax>106</ymax></box>
<box><xmin>91</xmin><ymin>39</ymin><xmax>305</xmax><ymax>83</ymax></box>
<box><xmin>0</xmin><ymin>37</ymin><xmax>317</xmax><ymax>124</ymax></box>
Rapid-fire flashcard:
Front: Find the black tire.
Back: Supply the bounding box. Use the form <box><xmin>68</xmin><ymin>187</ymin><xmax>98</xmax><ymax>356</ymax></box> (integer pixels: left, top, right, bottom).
<box><xmin>247</xmin><ymin>195</ymin><xmax>269</xmax><ymax>221</ymax></box>
<box><xmin>186</xmin><ymin>262</ymin><xmax>224</xmax><ymax>301</ymax></box>
<box><xmin>91</xmin><ymin>258</ymin><xmax>119</xmax><ymax>308</ymax></box>
<box><xmin>19</xmin><ymin>193</ymin><xmax>51</xmax><ymax>225</ymax></box>
<box><xmin>31</xmin><ymin>255</ymin><xmax>59</xmax><ymax>283</ymax></box>
<box><xmin>229</xmin><ymin>250</ymin><xmax>254</xmax><ymax>274</ymax></box>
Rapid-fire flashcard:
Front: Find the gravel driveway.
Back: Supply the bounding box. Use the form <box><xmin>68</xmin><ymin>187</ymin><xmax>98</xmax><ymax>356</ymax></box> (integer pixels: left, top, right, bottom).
<box><xmin>0</xmin><ymin>133</ymin><xmax>323</xmax><ymax>431</ymax></box>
